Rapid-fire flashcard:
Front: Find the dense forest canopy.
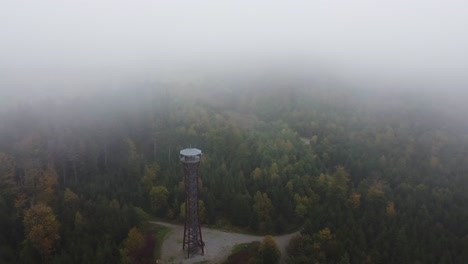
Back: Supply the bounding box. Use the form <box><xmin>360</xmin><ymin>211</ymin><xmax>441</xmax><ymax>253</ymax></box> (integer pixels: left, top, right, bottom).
<box><xmin>1</xmin><ymin>74</ymin><xmax>468</xmax><ymax>263</ymax></box>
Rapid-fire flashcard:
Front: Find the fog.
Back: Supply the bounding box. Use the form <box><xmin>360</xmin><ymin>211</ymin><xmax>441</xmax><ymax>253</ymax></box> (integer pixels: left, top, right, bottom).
<box><xmin>1</xmin><ymin>0</ymin><xmax>468</xmax><ymax>103</ymax></box>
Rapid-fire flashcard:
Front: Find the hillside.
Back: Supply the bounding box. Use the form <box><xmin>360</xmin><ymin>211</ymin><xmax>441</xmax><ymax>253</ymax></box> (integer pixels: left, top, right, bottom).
<box><xmin>1</xmin><ymin>81</ymin><xmax>468</xmax><ymax>263</ymax></box>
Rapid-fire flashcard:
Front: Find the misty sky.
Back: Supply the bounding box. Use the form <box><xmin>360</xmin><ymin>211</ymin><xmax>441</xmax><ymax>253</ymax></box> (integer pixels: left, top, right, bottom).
<box><xmin>1</xmin><ymin>0</ymin><xmax>468</xmax><ymax>95</ymax></box>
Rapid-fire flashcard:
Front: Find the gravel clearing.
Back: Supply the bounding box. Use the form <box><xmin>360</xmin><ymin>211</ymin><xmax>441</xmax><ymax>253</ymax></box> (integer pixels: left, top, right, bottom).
<box><xmin>150</xmin><ymin>221</ymin><xmax>299</xmax><ymax>264</ymax></box>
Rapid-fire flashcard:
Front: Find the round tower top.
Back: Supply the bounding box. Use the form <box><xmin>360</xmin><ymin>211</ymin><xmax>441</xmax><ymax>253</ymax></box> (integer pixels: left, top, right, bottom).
<box><xmin>180</xmin><ymin>148</ymin><xmax>202</xmax><ymax>163</ymax></box>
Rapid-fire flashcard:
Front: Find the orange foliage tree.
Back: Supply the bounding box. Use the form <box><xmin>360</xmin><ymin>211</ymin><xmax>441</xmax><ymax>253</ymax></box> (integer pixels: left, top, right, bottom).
<box><xmin>23</xmin><ymin>203</ymin><xmax>61</xmax><ymax>261</ymax></box>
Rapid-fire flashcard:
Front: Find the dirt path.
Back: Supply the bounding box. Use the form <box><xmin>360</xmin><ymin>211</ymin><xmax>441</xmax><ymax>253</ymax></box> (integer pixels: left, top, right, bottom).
<box><xmin>150</xmin><ymin>221</ymin><xmax>299</xmax><ymax>264</ymax></box>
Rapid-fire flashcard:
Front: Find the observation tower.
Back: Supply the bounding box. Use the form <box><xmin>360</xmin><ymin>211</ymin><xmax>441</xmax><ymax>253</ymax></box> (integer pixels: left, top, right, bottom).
<box><xmin>179</xmin><ymin>148</ymin><xmax>204</xmax><ymax>257</ymax></box>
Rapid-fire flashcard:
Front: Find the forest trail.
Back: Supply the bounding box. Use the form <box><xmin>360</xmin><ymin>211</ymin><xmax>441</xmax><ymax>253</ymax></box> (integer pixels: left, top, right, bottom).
<box><xmin>150</xmin><ymin>221</ymin><xmax>299</xmax><ymax>264</ymax></box>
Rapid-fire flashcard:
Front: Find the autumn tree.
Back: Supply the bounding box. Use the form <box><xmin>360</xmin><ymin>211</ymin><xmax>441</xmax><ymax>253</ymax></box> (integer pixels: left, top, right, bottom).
<box><xmin>23</xmin><ymin>203</ymin><xmax>61</xmax><ymax>262</ymax></box>
<box><xmin>37</xmin><ymin>167</ymin><xmax>59</xmax><ymax>206</ymax></box>
<box><xmin>313</xmin><ymin>228</ymin><xmax>339</xmax><ymax>263</ymax></box>
<box><xmin>120</xmin><ymin>227</ymin><xmax>145</xmax><ymax>264</ymax></box>
<box><xmin>259</xmin><ymin>235</ymin><xmax>281</xmax><ymax>264</ymax></box>
<box><xmin>349</xmin><ymin>192</ymin><xmax>361</xmax><ymax>209</ymax></box>
<box><xmin>386</xmin><ymin>201</ymin><xmax>397</xmax><ymax>217</ymax></box>
<box><xmin>251</xmin><ymin>167</ymin><xmax>263</xmax><ymax>181</ymax></box>
<box><xmin>63</xmin><ymin>188</ymin><xmax>79</xmax><ymax>208</ymax></box>
<box><xmin>253</xmin><ymin>191</ymin><xmax>274</xmax><ymax>232</ymax></box>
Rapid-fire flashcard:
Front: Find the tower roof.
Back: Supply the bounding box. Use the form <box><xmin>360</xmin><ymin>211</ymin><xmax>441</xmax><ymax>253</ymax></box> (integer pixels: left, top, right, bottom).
<box><xmin>180</xmin><ymin>148</ymin><xmax>202</xmax><ymax>156</ymax></box>
<box><xmin>180</xmin><ymin>148</ymin><xmax>202</xmax><ymax>163</ymax></box>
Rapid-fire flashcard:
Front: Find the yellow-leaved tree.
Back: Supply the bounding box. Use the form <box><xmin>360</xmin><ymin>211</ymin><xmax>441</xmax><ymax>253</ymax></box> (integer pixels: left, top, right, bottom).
<box><xmin>253</xmin><ymin>191</ymin><xmax>274</xmax><ymax>232</ymax></box>
<box><xmin>23</xmin><ymin>203</ymin><xmax>60</xmax><ymax>262</ymax></box>
<box><xmin>120</xmin><ymin>227</ymin><xmax>145</xmax><ymax>264</ymax></box>
<box><xmin>259</xmin><ymin>235</ymin><xmax>281</xmax><ymax>264</ymax></box>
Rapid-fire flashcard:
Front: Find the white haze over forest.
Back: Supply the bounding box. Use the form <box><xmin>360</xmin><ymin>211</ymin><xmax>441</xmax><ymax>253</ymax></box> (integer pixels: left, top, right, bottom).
<box><xmin>1</xmin><ymin>0</ymin><xmax>468</xmax><ymax>104</ymax></box>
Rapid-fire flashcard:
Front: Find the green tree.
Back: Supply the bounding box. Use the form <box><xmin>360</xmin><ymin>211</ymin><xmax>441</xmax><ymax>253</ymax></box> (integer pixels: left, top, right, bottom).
<box><xmin>0</xmin><ymin>153</ymin><xmax>16</xmax><ymax>199</ymax></box>
<box><xmin>333</xmin><ymin>166</ymin><xmax>350</xmax><ymax>194</ymax></box>
<box><xmin>149</xmin><ymin>186</ymin><xmax>169</xmax><ymax>215</ymax></box>
<box><xmin>179</xmin><ymin>200</ymin><xmax>206</xmax><ymax>223</ymax></box>
<box><xmin>141</xmin><ymin>163</ymin><xmax>160</xmax><ymax>192</ymax></box>
<box><xmin>199</xmin><ymin>200</ymin><xmax>207</xmax><ymax>224</ymax></box>
<box><xmin>294</xmin><ymin>194</ymin><xmax>312</xmax><ymax>219</ymax></box>
<box><xmin>230</xmin><ymin>194</ymin><xmax>251</xmax><ymax>226</ymax></box>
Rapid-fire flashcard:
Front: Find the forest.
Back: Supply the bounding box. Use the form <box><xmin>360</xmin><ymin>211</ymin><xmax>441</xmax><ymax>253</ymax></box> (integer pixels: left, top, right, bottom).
<box><xmin>1</xmin><ymin>76</ymin><xmax>468</xmax><ymax>264</ymax></box>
